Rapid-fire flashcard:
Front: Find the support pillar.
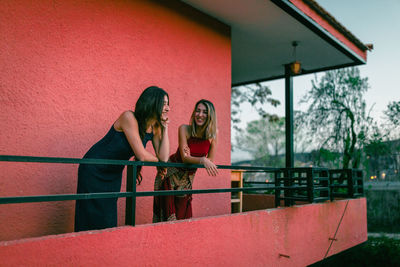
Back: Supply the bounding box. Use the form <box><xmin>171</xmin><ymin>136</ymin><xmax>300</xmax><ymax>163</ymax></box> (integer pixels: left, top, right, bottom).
<box><xmin>285</xmin><ymin>64</ymin><xmax>294</xmax><ymax>168</ymax></box>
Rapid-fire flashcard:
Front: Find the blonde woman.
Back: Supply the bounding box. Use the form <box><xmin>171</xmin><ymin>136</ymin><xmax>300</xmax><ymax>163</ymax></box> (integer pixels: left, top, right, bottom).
<box><xmin>153</xmin><ymin>99</ymin><xmax>218</xmax><ymax>222</ymax></box>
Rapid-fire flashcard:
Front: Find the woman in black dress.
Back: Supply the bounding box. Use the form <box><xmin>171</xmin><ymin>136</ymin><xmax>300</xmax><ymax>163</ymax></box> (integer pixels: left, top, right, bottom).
<box><xmin>75</xmin><ymin>86</ymin><xmax>170</xmax><ymax>232</ymax></box>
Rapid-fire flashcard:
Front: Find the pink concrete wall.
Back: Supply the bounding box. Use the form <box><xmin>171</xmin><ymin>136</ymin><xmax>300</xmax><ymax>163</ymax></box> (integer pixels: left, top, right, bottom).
<box><xmin>0</xmin><ymin>0</ymin><xmax>231</xmax><ymax>241</ymax></box>
<box><xmin>289</xmin><ymin>0</ymin><xmax>367</xmax><ymax>61</ymax></box>
<box><xmin>0</xmin><ymin>198</ymin><xmax>368</xmax><ymax>266</ymax></box>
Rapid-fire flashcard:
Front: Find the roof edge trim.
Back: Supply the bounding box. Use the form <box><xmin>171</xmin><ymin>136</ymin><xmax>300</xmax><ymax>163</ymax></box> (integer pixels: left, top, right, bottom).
<box><xmin>302</xmin><ymin>0</ymin><xmax>368</xmax><ymax>51</ymax></box>
<box><xmin>271</xmin><ymin>0</ymin><xmax>366</xmax><ymax>65</ymax></box>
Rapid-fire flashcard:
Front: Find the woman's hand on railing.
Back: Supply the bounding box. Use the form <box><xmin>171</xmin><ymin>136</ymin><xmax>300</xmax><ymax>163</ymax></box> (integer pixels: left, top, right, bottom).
<box><xmin>183</xmin><ymin>145</ymin><xmax>191</xmax><ymax>157</ymax></box>
<box><xmin>200</xmin><ymin>157</ymin><xmax>218</xmax><ymax>176</ymax></box>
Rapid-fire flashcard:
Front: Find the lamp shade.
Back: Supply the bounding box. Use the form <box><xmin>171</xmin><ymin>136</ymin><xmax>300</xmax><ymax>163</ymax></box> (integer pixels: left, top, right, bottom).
<box><xmin>290</xmin><ymin>61</ymin><xmax>301</xmax><ymax>75</ymax></box>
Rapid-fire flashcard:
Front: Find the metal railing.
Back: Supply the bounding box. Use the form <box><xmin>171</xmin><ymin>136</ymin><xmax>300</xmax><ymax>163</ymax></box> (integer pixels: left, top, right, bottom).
<box><xmin>0</xmin><ymin>155</ymin><xmax>364</xmax><ymax>226</ymax></box>
<box><xmin>243</xmin><ymin>167</ymin><xmax>364</xmax><ymax>206</ymax></box>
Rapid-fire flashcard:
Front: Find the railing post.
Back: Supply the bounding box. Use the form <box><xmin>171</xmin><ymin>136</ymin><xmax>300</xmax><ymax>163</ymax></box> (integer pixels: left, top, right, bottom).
<box><xmin>347</xmin><ymin>169</ymin><xmax>354</xmax><ymax>198</ymax></box>
<box><xmin>284</xmin><ymin>168</ymin><xmax>293</xmax><ymax>206</ymax></box>
<box><xmin>275</xmin><ymin>170</ymin><xmax>280</xmax><ymax>208</ymax></box>
<box><xmin>306</xmin><ymin>168</ymin><xmax>314</xmax><ymax>203</ymax></box>
<box><xmin>329</xmin><ymin>170</ymin><xmax>334</xmax><ymax>201</ymax></box>
<box><xmin>354</xmin><ymin>169</ymin><xmax>364</xmax><ymax>197</ymax></box>
<box><xmin>125</xmin><ymin>165</ymin><xmax>137</xmax><ymax>226</ymax></box>
<box><xmin>320</xmin><ymin>169</ymin><xmax>330</xmax><ymax>200</ymax></box>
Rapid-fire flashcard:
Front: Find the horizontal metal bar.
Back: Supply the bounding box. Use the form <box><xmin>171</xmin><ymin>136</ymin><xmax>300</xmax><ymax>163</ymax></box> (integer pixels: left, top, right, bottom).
<box><xmin>312</xmin><ymin>177</ymin><xmax>329</xmax><ymax>181</ymax></box>
<box><xmin>290</xmin><ymin>167</ymin><xmax>329</xmax><ymax>171</ymax></box>
<box><xmin>1</xmin><ymin>155</ymin><xmax>361</xmax><ymax>174</ymax></box>
<box><xmin>137</xmin><ymin>187</ymin><xmax>273</xmax><ymax>197</ymax></box>
<box><xmin>0</xmin><ymin>155</ymin><xmax>132</xmax><ymax>166</ymax></box>
<box><xmin>276</xmin><ymin>177</ymin><xmax>307</xmax><ymax>181</ymax></box>
<box><xmin>275</xmin><ymin>186</ymin><xmax>308</xmax><ymax>190</ymax></box>
<box><xmin>0</xmin><ymin>155</ymin><xmax>281</xmax><ymax>171</ymax></box>
<box><xmin>330</xmin><ymin>185</ymin><xmax>349</xmax><ymax>188</ymax></box>
<box><xmin>276</xmin><ymin>196</ymin><xmax>308</xmax><ymax>201</ymax></box>
<box><xmin>0</xmin><ymin>192</ymin><xmax>132</xmax><ymax>204</ymax></box>
<box><xmin>0</xmin><ymin>186</ymin><xmax>275</xmax><ymax>204</ymax></box>
<box><xmin>313</xmin><ymin>187</ymin><xmax>330</xmax><ymax>191</ymax></box>
<box><xmin>243</xmin><ymin>181</ymin><xmax>276</xmax><ymax>185</ymax></box>
<box><xmin>331</xmin><ymin>193</ymin><xmax>351</xmax><ymax>197</ymax></box>
<box><xmin>238</xmin><ymin>170</ymin><xmax>283</xmax><ymax>173</ymax></box>
<box><xmin>313</xmin><ymin>197</ymin><xmax>330</xmax><ymax>202</ymax></box>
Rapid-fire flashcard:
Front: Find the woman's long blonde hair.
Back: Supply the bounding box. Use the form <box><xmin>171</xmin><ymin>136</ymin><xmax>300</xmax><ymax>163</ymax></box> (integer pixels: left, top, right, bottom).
<box><xmin>189</xmin><ymin>99</ymin><xmax>217</xmax><ymax>139</ymax></box>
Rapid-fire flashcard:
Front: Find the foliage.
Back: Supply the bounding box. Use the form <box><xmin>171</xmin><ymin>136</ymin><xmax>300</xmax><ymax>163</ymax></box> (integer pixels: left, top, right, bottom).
<box><xmin>231</xmin><ymin>83</ymin><xmax>280</xmax><ymax>133</ymax></box>
<box><xmin>362</xmin><ymin>124</ymin><xmax>391</xmax><ymax>177</ymax></box>
<box><xmin>235</xmin><ymin>116</ymin><xmax>285</xmax><ymax>166</ymax></box>
<box><xmin>383</xmin><ymin>101</ymin><xmax>400</xmax><ymax>139</ymax></box>
<box><xmin>364</xmin><ymin>125</ymin><xmax>390</xmax><ymax>157</ymax></box>
<box><xmin>309</xmin><ymin>148</ymin><xmax>341</xmax><ymax>169</ymax></box>
<box><xmin>298</xmin><ymin>67</ymin><xmax>372</xmax><ymax>169</ymax></box>
<box><xmin>384</xmin><ymin>101</ymin><xmax>400</xmax><ymax>125</ymax></box>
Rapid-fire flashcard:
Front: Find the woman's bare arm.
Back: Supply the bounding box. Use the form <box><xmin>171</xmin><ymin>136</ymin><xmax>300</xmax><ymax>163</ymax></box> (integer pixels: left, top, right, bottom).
<box><xmin>178</xmin><ymin>125</ymin><xmax>218</xmax><ymax>176</ymax></box>
<box><xmin>115</xmin><ymin>111</ymin><xmax>158</xmax><ymax>162</ymax></box>
<box><xmin>152</xmin><ymin>120</ymin><xmax>170</xmax><ymax>162</ymax></box>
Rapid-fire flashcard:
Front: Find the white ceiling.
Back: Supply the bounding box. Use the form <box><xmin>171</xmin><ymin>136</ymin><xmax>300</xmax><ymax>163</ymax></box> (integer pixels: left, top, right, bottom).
<box><xmin>182</xmin><ymin>0</ymin><xmax>365</xmax><ymax>86</ymax></box>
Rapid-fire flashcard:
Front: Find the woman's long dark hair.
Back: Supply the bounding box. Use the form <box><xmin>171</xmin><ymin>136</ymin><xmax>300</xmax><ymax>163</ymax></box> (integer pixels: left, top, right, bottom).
<box><xmin>134</xmin><ymin>86</ymin><xmax>169</xmax><ymax>139</ymax></box>
<box><xmin>134</xmin><ymin>86</ymin><xmax>169</xmax><ymax>184</ymax></box>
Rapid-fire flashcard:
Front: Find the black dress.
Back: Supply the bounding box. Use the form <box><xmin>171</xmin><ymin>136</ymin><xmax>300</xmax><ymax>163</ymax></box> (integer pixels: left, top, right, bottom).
<box><xmin>74</xmin><ymin>125</ymin><xmax>153</xmax><ymax>232</ymax></box>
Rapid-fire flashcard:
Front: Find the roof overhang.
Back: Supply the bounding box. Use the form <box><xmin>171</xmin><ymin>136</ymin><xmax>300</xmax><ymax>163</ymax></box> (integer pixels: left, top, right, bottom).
<box><xmin>181</xmin><ymin>0</ymin><xmax>368</xmax><ymax>86</ymax></box>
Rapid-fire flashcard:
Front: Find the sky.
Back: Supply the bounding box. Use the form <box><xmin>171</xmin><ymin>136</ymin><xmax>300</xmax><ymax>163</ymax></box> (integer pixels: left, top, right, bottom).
<box><xmin>232</xmin><ymin>0</ymin><xmax>400</xmax><ymax>161</ymax></box>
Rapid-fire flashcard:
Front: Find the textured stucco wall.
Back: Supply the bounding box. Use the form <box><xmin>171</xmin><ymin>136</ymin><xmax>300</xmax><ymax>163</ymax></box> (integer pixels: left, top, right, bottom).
<box><xmin>0</xmin><ymin>199</ymin><xmax>368</xmax><ymax>267</ymax></box>
<box><xmin>0</xmin><ymin>0</ymin><xmax>231</xmax><ymax>241</ymax></box>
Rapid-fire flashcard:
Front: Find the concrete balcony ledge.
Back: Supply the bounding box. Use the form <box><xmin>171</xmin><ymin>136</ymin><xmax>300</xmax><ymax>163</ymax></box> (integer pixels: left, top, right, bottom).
<box><xmin>0</xmin><ymin>198</ymin><xmax>367</xmax><ymax>267</ymax></box>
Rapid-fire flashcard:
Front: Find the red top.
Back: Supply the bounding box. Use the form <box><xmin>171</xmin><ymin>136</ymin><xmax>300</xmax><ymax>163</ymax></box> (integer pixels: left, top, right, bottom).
<box><xmin>170</xmin><ymin>137</ymin><xmax>211</xmax><ymax>163</ymax></box>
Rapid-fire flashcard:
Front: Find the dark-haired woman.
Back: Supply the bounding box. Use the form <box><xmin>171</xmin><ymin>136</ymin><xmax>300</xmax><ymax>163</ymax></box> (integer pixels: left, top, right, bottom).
<box><xmin>75</xmin><ymin>86</ymin><xmax>170</xmax><ymax>232</ymax></box>
<box><xmin>153</xmin><ymin>99</ymin><xmax>218</xmax><ymax>222</ymax></box>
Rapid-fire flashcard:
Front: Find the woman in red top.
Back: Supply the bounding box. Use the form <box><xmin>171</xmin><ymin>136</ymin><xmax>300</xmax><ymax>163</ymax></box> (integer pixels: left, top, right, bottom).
<box><xmin>153</xmin><ymin>99</ymin><xmax>218</xmax><ymax>222</ymax></box>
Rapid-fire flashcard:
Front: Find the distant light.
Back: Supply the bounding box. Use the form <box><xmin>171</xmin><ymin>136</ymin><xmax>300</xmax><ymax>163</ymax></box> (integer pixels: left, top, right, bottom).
<box><xmin>290</xmin><ymin>61</ymin><xmax>301</xmax><ymax>75</ymax></box>
<box><xmin>265</xmin><ymin>179</ymin><xmax>269</xmax><ymax>183</ymax></box>
<box><xmin>395</xmin><ymin>170</ymin><xmax>398</xmax><ymax>174</ymax></box>
<box><xmin>382</xmin><ymin>173</ymin><xmax>386</xmax><ymax>179</ymax></box>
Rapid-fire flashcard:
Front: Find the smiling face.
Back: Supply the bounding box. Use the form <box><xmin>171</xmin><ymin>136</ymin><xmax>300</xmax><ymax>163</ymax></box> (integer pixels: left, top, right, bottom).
<box><xmin>189</xmin><ymin>99</ymin><xmax>217</xmax><ymax>139</ymax></box>
<box><xmin>161</xmin><ymin>95</ymin><xmax>169</xmax><ymax>120</ymax></box>
<box><xmin>194</xmin><ymin>103</ymin><xmax>208</xmax><ymax>127</ymax></box>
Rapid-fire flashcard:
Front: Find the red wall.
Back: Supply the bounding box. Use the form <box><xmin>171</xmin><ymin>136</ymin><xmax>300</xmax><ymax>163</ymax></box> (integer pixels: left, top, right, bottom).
<box><xmin>0</xmin><ymin>0</ymin><xmax>231</xmax><ymax>241</ymax></box>
<box><xmin>0</xmin><ymin>199</ymin><xmax>368</xmax><ymax>266</ymax></box>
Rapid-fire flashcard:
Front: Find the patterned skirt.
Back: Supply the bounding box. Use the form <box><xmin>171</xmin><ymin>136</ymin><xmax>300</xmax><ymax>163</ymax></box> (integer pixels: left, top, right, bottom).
<box><xmin>153</xmin><ymin>166</ymin><xmax>196</xmax><ymax>222</ymax></box>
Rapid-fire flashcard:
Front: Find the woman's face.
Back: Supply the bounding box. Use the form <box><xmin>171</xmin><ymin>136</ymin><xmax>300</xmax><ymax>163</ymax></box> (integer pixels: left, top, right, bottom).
<box><xmin>161</xmin><ymin>95</ymin><xmax>169</xmax><ymax>120</ymax></box>
<box><xmin>194</xmin><ymin>103</ymin><xmax>208</xmax><ymax>126</ymax></box>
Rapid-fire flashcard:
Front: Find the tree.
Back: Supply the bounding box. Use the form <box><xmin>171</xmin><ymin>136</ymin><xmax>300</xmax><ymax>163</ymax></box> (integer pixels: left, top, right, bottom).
<box><xmin>363</xmin><ymin>124</ymin><xmax>391</xmax><ymax>179</ymax></box>
<box><xmin>384</xmin><ymin>101</ymin><xmax>400</xmax><ymax>139</ymax></box>
<box><xmin>231</xmin><ymin>83</ymin><xmax>280</xmax><ymax>133</ymax></box>
<box><xmin>384</xmin><ymin>101</ymin><xmax>400</xmax><ymax>125</ymax></box>
<box><xmin>235</xmin><ymin>116</ymin><xmax>285</xmax><ymax>166</ymax></box>
<box><xmin>298</xmin><ymin>67</ymin><xmax>373</xmax><ymax>169</ymax></box>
